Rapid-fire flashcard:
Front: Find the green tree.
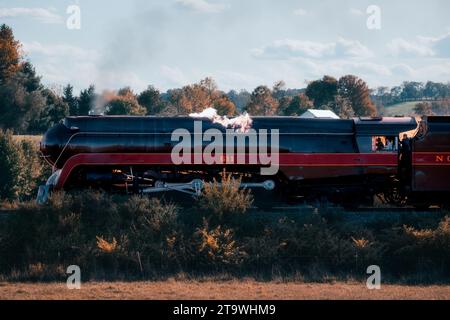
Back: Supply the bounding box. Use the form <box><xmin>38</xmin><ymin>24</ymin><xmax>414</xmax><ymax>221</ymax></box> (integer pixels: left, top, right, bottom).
<box><xmin>105</xmin><ymin>96</ymin><xmax>146</xmax><ymax>115</ymax></box>
<box><xmin>281</xmin><ymin>93</ymin><xmax>313</xmax><ymax>116</ymax></box>
<box><xmin>424</xmin><ymin>81</ymin><xmax>440</xmax><ymax>100</ymax></box>
<box><xmin>39</xmin><ymin>89</ymin><xmax>69</xmax><ymax>129</ymax></box>
<box><xmin>63</xmin><ymin>84</ymin><xmax>78</xmax><ymax>116</ymax></box>
<box><xmin>78</xmin><ymin>85</ymin><xmax>95</xmax><ymax>115</ymax></box>
<box><xmin>18</xmin><ymin>61</ymin><xmax>41</xmax><ymax>92</ymax></box>
<box><xmin>0</xmin><ymin>71</ymin><xmax>46</xmax><ymax>133</ymax></box>
<box><xmin>337</xmin><ymin>75</ymin><xmax>376</xmax><ymax>116</ymax></box>
<box><xmin>305</xmin><ymin>75</ymin><xmax>338</xmax><ymax>108</ymax></box>
<box><xmin>0</xmin><ymin>129</ymin><xmax>22</xmax><ymax>199</ymax></box>
<box><xmin>245</xmin><ymin>85</ymin><xmax>278</xmax><ymax>115</ymax></box>
<box><xmin>0</xmin><ymin>24</ymin><xmax>21</xmax><ymax>84</ymax></box>
<box><xmin>0</xmin><ymin>36</ymin><xmax>45</xmax><ymax>133</ymax></box>
<box><xmin>138</xmin><ymin>86</ymin><xmax>164</xmax><ymax>115</ymax></box>
<box><xmin>400</xmin><ymin>81</ymin><xmax>424</xmax><ymax>101</ymax></box>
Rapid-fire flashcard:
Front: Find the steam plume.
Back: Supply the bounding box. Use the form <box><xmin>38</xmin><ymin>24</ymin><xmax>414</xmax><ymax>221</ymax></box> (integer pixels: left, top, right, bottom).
<box><xmin>189</xmin><ymin>107</ymin><xmax>253</xmax><ymax>133</ymax></box>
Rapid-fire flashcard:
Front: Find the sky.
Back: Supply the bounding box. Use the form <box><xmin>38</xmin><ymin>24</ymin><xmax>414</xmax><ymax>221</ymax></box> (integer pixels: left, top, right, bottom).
<box><xmin>1</xmin><ymin>0</ymin><xmax>450</xmax><ymax>93</ymax></box>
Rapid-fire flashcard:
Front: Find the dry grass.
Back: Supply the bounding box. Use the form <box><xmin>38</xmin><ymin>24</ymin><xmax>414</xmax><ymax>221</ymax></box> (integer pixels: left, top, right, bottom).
<box><xmin>0</xmin><ymin>280</ymin><xmax>449</xmax><ymax>300</ymax></box>
<box><xmin>12</xmin><ymin>135</ymin><xmax>41</xmax><ymax>145</ymax></box>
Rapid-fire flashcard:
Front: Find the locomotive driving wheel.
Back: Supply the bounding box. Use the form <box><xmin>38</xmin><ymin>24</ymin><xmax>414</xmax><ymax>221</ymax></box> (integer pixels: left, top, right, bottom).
<box><xmin>381</xmin><ymin>182</ymin><xmax>407</xmax><ymax>207</ymax></box>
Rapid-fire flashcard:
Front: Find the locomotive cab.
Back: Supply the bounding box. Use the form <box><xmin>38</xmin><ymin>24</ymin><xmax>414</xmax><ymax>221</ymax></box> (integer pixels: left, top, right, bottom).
<box><xmin>409</xmin><ymin>116</ymin><xmax>450</xmax><ymax>208</ymax></box>
<box><xmin>353</xmin><ymin>117</ymin><xmax>417</xmax><ymax>154</ymax></box>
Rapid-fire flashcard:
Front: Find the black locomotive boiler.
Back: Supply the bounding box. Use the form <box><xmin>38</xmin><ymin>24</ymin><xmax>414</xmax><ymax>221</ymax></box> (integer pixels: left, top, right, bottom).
<box><xmin>38</xmin><ymin>115</ymin><xmax>450</xmax><ymax>208</ymax></box>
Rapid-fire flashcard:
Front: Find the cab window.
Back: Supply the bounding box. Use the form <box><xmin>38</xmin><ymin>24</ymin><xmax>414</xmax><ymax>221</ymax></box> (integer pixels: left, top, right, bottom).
<box><xmin>371</xmin><ymin>136</ymin><xmax>398</xmax><ymax>152</ymax></box>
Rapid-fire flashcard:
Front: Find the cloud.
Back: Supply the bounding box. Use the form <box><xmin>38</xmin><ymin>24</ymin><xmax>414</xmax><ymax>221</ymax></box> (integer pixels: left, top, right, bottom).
<box><xmin>23</xmin><ymin>41</ymin><xmax>99</xmax><ymax>60</ymax></box>
<box><xmin>215</xmin><ymin>70</ymin><xmax>262</xmax><ymax>91</ymax></box>
<box><xmin>293</xmin><ymin>8</ymin><xmax>308</xmax><ymax>16</ymax></box>
<box><xmin>349</xmin><ymin>8</ymin><xmax>364</xmax><ymax>16</ymax></box>
<box><xmin>384</xmin><ymin>61</ymin><xmax>450</xmax><ymax>85</ymax></box>
<box><xmin>387</xmin><ymin>38</ymin><xmax>435</xmax><ymax>57</ymax></box>
<box><xmin>334</xmin><ymin>38</ymin><xmax>374</xmax><ymax>59</ymax></box>
<box><xmin>252</xmin><ymin>38</ymin><xmax>373</xmax><ymax>60</ymax></box>
<box><xmin>390</xmin><ymin>64</ymin><xmax>415</xmax><ymax>77</ymax></box>
<box><xmin>160</xmin><ymin>65</ymin><xmax>188</xmax><ymax>87</ymax></box>
<box><xmin>420</xmin><ymin>32</ymin><xmax>450</xmax><ymax>57</ymax></box>
<box><xmin>0</xmin><ymin>7</ymin><xmax>63</xmax><ymax>24</ymax></box>
<box><xmin>387</xmin><ymin>32</ymin><xmax>450</xmax><ymax>58</ymax></box>
<box><xmin>22</xmin><ymin>41</ymin><xmax>105</xmax><ymax>92</ymax></box>
<box><xmin>175</xmin><ymin>0</ymin><xmax>226</xmax><ymax>13</ymax></box>
<box><xmin>252</xmin><ymin>39</ymin><xmax>334</xmax><ymax>59</ymax></box>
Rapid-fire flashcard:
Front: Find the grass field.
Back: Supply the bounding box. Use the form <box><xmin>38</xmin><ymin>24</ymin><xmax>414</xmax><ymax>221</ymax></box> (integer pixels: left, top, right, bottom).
<box><xmin>383</xmin><ymin>101</ymin><xmax>420</xmax><ymax>116</ymax></box>
<box><xmin>0</xmin><ymin>281</ymin><xmax>449</xmax><ymax>300</ymax></box>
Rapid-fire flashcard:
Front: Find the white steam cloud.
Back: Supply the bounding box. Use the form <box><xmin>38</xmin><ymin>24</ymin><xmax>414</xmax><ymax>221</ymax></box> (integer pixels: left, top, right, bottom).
<box><xmin>189</xmin><ymin>107</ymin><xmax>253</xmax><ymax>133</ymax></box>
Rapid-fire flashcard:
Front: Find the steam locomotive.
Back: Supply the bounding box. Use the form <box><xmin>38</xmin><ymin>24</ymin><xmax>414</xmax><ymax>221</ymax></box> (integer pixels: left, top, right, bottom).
<box><xmin>38</xmin><ymin>115</ymin><xmax>450</xmax><ymax>208</ymax></box>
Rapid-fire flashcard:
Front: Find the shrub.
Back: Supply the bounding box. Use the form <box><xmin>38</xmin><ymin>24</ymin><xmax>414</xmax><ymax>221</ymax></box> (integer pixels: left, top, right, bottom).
<box><xmin>0</xmin><ymin>132</ymin><xmax>49</xmax><ymax>201</ymax></box>
<box><xmin>0</xmin><ymin>130</ymin><xmax>22</xmax><ymax>199</ymax></box>
<box><xmin>123</xmin><ymin>196</ymin><xmax>180</xmax><ymax>272</ymax></box>
<box><xmin>198</xmin><ymin>171</ymin><xmax>253</xmax><ymax>224</ymax></box>
<box><xmin>17</xmin><ymin>139</ymin><xmax>50</xmax><ymax>199</ymax></box>
<box><xmin>0</xmin><ymin>189</ymin><xmax>449</xmax><ymax>282</ymax></box>
<box><xmin>193</xmin><ymin>219</ymin><xmax>247</xmax><ymax>268</ymax></box>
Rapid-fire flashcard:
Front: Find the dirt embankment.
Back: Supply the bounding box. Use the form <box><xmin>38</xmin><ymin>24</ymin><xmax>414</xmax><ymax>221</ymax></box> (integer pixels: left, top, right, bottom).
<box><xmin>1</xmin><ymin>281</ymin><xmax>449</xmax><ymax>300</ymax></box>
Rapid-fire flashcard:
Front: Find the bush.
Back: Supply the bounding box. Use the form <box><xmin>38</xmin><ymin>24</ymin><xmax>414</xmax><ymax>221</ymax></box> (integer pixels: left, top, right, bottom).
<box><xmin>0</xmin><ymin>130</ymin><xmax>22</xmax><ymax>199</ymax></box>
<box><xmin>0</xmin><ymin>189</ymin><xmax>449</xmax><ymax>282</ymax></box>
<box><xmin>198</xmin><ymin>171</ymin><xmax>253</xmax><ymax>225</ymax></box>
<box><xmin>0</xmin><ymin>131</ymin><xmax>50</xmax><ymax>201</ymax></box>
<box><xmin>193</xmin><ymin>219</ymin><xmax>247</xmax><ymax>269</ymax></box>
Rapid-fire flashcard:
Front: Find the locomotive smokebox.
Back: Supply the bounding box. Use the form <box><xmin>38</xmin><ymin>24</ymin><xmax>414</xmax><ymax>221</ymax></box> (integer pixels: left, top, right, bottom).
<box><xmin>40</xmin><ymin>123</ymin><xmax>72</xmax><ymax>167</ymax></box>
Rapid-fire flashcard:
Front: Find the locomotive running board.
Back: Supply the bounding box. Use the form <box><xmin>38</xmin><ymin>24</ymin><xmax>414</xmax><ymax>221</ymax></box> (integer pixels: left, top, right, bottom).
<box><xmin>141</xmin><ymin>179</ymin><xmax>275</xmax><ymax>196</ymax></box>
<box><xmin>36</xmin><ymin>172</ymin><xmax>275</xmax><ymax>203</ymax></box>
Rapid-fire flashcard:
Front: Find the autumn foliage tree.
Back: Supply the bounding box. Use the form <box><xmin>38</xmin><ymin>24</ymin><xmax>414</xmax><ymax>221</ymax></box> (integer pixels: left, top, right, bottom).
<box><xmin>304</xmin><ymin>74</ymin><xmax>376</xmax><ymax>117</ymax></box>
<box><xmin>281</xmin><ymin>93</ymin><xmax>313</xmax><ymax>116</ymax></box>
<box><xmin>213</xmin><ymin>94</ymin><xmax>236</xmax><ymax>116</ymax></box>
<box><xmin>105</xmin><ymin>87</ymin><xmax>146</xmax><ymax>115</ymax></box>
<box><xmin>245</xmin><ymin>85</ymin><xmax>278</xmax><ymax>115</ymax></box>
<box><xmin>337</xmin><ymin>75</ymin><xmax>376</xmax><ymax>116</ymax></box>
<box><xmin>0</xmin><ymin>24</ymin><xmax>21</xmax><ymax>84</ymax></box>
<box><xmin>168</xmin><ymin>77</ymin><xmax>236</xmax><ymax>115</ymax></box>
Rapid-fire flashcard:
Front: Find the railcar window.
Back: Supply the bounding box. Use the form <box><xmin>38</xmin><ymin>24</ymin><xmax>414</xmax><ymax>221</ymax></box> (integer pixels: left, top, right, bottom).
<box><xmin>371</xmin><ymin>136</ymin><xmax>398</xmax><ymax>152</ymax></box>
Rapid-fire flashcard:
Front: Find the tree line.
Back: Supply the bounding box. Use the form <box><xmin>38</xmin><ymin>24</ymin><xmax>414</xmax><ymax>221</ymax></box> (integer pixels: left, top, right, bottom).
<box><xmin>2</xmin><ymin>23</ymin><xmax>449</xmax><ymax>135</ymax></box>
<box><xmin>371</xmin><ymin>81</ymin><xmax>450</xmax><ymax>108</ymax></box>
